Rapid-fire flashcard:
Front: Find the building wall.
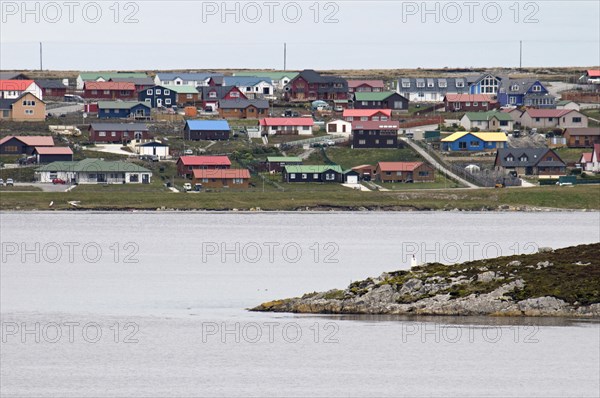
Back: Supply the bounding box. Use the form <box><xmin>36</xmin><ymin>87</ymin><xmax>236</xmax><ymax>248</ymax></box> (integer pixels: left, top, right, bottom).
<box><xmin>90</xmin><ymin>128</ymin><xmax>150</xmax><ymax>143</ymax></box>
<box><xmin>283</xmin><ymin>170</ymin><xmax>342</xmax><ymax>183</ymax></box>
<box><xmin>327</xmin><ymin>120</ymin><xmax>351</xmax><ymax>134</ymax></box>
<box><xmin>352</xmin><ymin>130</ymin><xmax>398</xmax><ymax>148</ymax></box>
<box><xmin>84</xmin><ymin>89</ymin><xmax>136</xmax><ymax>100</ymax></box>
<box><xmin>139</xmin><ymin>145</ymin><xmax>169</xmax><ymax>158</ymax></box>
<box><xmin>191</xmin><ymin>176</ymin><xmax>249</xmax><ymax>189</ymax></box>
<box><xmin>184</xmin><ymin>127</ymin><xmax>230</xmax><ymax>140</ymax></box>
<box><xmin>565</xmin><ymin>134</ymin><xmax>600</xmax><ymax>148</ymax></box>
<box><xmin>138</xmin><ymin>87</ymin><xmax>177</xmax><ymax>108</ymax></box>
<box><xmin>37</xmin><ymin>154</ymin><xmax>73</xmax><ymax>163</ymax></box>
<box><xmin>10</xmin><ymin>94</ymin><xmax>46</xmax><ymax>122</ymax></box>
<box><xmin>219</xmin><ymin>106</ymin><xmax>267</xmax><ymax>119</ymax></box>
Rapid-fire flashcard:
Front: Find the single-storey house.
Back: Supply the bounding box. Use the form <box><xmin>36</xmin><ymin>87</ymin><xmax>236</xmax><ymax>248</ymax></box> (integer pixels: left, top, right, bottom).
<box><xmin>136</xmin><ymin>141</ymin><xmax>169</xmax><ymax>159</ymax></box>
<box><xmin>343</xmin><ymin>109</ymin><xmax>392</xmax><ymax>122</ymax></box>
<box><xmin>192</xmin><ymin>168</ymin><xmax>251</xmax><ymax>189</ymax></box>
<box><xmin>444</xmin><ymin>94</ymin><xmax>498</xmax><ymax>112</ymax></box>
<box><xmin>83</xmin><ymin>81</ymin><xmax>137</xmax><ymax>100</ymax></box>
<box><xmin>184</xmin><ymin>120</ymin><xmax>231</xmax><ymax>140</ymax></box>
<box><xmin>32</xmin><ymin>146</ymin><xmax>73</xmax><ymax>163</ymax></box>
<box><xmin>326</xmin><ymin>119</ymin><xmax>352</xmax><ymax>136</ymax></box>
<box><xmin>375</xmin><ymin>161</ymin><xmax>435</xmax><ymax>183</ymax></box>
<box><xmin>563</xmin><ymin>127</ymin><xmax>600</xmax><ymax>148</ymax></box>
<box><xmin>218</xmin><ymin>99</ymin><xmax>269</xmax><ymax>119</ymax></box>
<box><xmin>0</xmin><ymin>135</ymin><xmax>54</xmax><ymax>155</ymax></box>
<box><xmin>347</xmin><ymin>80</ymin><xmax>385</xmax><ymax>93</ymax></box>
<box><xmin>556</xmin><ymin>100</ymin><xmax>580</xmax><ymax>111</ymax></box>
<box><xmin>282</xmin><ymin>165</ymin><xmax>343</xmax><ymax>183</ymax></box>
<box><xmin>35</xmin><ymin>158</ymin><xmax>152</xmax><ymax>184</ymax></box>
<box><xmin>97</xmin><ymin>101</ymin><xmax>151</xmax><ymax>119</ymax></box>
<box><xmin>259</xmin><ymin>118</ymin><xmax>314</xmax><ymax>136</ymax></box>
<box><xmin>351</xmin><ymin>164</ymin><xmax>375</xmax><ymax>181</ymax></box>
<box><xmin>265</xmin><ymin>156</ymin><xmax>302</xmax><ymax>172</ymax></box>
<box><xmin>352</xmin><ymin>121</ymin><xmax>400</xmax><ymax>149</ymax></box>
<box><xmin>0</xmin><ymin>92</ymin><xmax>46</xmax><ymax>122</ymax></box>
<box><xmin>35</xmin><ymin>80</ymin><xmax>67</xmax><ymax>100</ymax></box>
<box><xmin>579</xmin><ymin>144</ymin><xmax>600</xmax><ymax>172</ymax></box>
<box><xmin>353</xmin><ymin>92</ymin><xmax>409</xmax><ymax>110</ymax></box>
<box><xmin>171</xmin><ymin>85</ymin><xmax>202</xmax><ymax>106</ymax></box>
<box><xmin>460</xmin><ymin>111</ymin><xmax>515</xmax><ymax>132</ymax></box>
<box><xmin>495</xmin><ymin>148</ymin><xmax>566</xmax><ymax>176</ymax></box>
<box><xmin>441</xmin><ymin>131</ymin><xmax>508</xmax><ymax>151</ymax></box>
<box><xmin>519</xmin><ymin>109</ymin><xmax>588</xmax><ymax>129</ymax></box>
<box><xmin>88</xmin><ymin>123</ymin><xmax>151</xmax><ymax>143</ymax></box>
<box><xmin>176</xmin><ymin>155</ymin><xmax>231</xmax><ymax>177</ymax></box>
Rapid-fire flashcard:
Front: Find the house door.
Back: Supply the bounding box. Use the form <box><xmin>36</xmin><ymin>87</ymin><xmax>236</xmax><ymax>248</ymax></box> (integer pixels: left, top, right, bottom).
<box><xmin>97</xmin><ymin>174</ymin><xmax>106</xmax><ymax>183</ymax></box>
<box><xmin>142</xmin><ymin>174</ymin><xmax>149</xmax><ymax>184</ymax></box>
<box><xmin>153</xmin><ymin>147</ymin><xmax>157</xmax><ymax>155</ymax></box>
<box><xmin>157</xmin><ymin>98</ymin><xmax>163</xmax><ymax>107</ymax></box>
<box><xmin>222</xmin><ymin>179</ymin><xmax>229</xmax><ymax>187</ymax></box>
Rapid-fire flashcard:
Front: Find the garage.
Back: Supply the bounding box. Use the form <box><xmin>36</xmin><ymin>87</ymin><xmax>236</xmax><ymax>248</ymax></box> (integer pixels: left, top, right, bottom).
<box><xmin>344</xmin><ymin>170</ymin><xmax>360</xmax><ymax>184</ymax></box>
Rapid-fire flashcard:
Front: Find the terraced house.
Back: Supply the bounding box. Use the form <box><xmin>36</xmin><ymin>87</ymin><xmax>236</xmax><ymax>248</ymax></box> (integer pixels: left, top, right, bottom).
<box><xmin>397</xmin><ymin>77</ymin><xmax>468</xmax><ymax>102</ymax></box>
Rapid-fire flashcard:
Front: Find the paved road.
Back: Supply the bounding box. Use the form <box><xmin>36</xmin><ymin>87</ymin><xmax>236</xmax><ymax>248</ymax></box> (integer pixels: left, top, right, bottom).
<box><xmin>401</xmin><ymin>138</ymin><xmax>479</xmax><ymax>189</ymax></box>
<box><xmin>46</xmin><ymin>103</ymin><xmax>84</xmax><ymax>115</ymax></box>
<box><xmin>85</xmin><ymin>144</ymin><xmax>135</xmax><ymax>157</ymax></box>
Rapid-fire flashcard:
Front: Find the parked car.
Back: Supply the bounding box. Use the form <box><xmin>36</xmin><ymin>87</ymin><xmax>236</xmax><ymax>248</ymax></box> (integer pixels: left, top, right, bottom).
<box><xmin>52</xmin><ymin>178</ymin><xmax>66</xmax><ymax>185</ymax></box>
<box><xmin>0</xmin><ymin>178</ymin><xmax>4</xmax><ymax>186</ymax></box>
<box><xmin>183</xmin><ymin>183</ymin><xmax>192</xmax><ymax>191</ymax></box>
<box><xmin>183</xmin><ymin>149</ymin><xmax>193</xmax><ymax>155</ymax></box>
<box><xmin>6</xmin><ymin>178</ymin><xmax>14</xmax><ymax>186</ymax></box>
<box><xmin>18</xmin><ymin>156</ymin><xmax>36</xmax><ymax>165</ymax></box>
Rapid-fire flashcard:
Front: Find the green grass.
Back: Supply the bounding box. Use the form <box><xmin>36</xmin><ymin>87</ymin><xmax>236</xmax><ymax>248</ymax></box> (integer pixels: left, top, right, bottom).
<box><xmin>306</xmin><ymin>147</ymin><xmax>421</xmax><ymax>169</ymax></box>
<box><xmin>554</xmin><ymin>147</ymin><xmax>589</xmax><ymax>164</ymax></box>
<box><xmin>1</xmin><ymin>185</ymin><xmax>599</xmax><ymax>211</ymax></box>
<box><xmin>0</xmin><ymin>167</ymin><xmax>36</xmax><ymax>182</ymax></box>
<box><xmin>0</xmin><ymin>185</ymin><xmax>42</xmax><ymax>192</ymax></box>
<box><xmin>377</xmin><ymin>173</ymin><xmax>462</xmax><ymax>190</ymax></box>
<box><xmin>581</xmin><ymin>109</ymin><xmax>600</xmax><ymax>127</ymax></box>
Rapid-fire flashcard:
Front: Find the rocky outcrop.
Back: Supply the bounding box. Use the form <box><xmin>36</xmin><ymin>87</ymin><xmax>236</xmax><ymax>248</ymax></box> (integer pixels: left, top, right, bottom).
<box><xmin>251</xmin><ymin>243</ymin><xmax>600</xmax><ymax>317</ymax></box>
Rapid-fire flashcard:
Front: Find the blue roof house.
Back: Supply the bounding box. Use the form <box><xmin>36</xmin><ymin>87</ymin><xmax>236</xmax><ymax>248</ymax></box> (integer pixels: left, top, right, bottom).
<box><xmin>184</xmin><ymin>120</ymin><xmax>231</xmax><ymax>140</ymax></box>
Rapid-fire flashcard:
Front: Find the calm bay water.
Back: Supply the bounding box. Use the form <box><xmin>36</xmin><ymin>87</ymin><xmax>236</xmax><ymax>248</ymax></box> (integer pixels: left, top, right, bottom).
<box><xmin>1</xmin><ymin>212</ymin><xmax>599</xmax><ymax>397</ymax></box>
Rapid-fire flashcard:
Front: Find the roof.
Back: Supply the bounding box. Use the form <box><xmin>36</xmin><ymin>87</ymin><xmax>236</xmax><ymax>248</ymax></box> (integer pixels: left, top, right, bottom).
<box><xmin>0</xmin><ymin>80</ymin><xmax>35</xmax><ymax>91</ymax></box>
<box><xmin>89</xmin><ymin>123</ymin><xmax>149</xmax><ymax>131</ymax></box>
<box><xmin>109</xmin><ymin>77</ymin><xmax>156</xmax><ymax>86</ymax></box>
<box><xmin>259</xmin><ymin>118</ymin><xmax>314</xmax><ymax>127</ymax></box>
<box><xmin>397</xmin><ymin>77</ymin><xmax>468</xmax><ymax>92</ymax></box>
<box><xmin>444</xmin><ymin>94</ymin><xmax>495</xmax><ymax>102</ymax></box>
<box><xmin>563</xmin><ymin>127</ymin><xmax>600</xmax><ymax>136</ymax></box>
<box><xmin>218</xmin><ymin>99</ymin><xmax>269</xmax><ymax>109</ymax></box>
<box><xmin>234</xmin><ymin>71</ymin><xmax>299</xmax><ymax>80</ymax></box>
<box><xmin>351</xmin><ymin>121</ymin><xmax>400</xmax><ymax>130</ymax></box>
<box><xmin>266</xmin><ymin>156</ymin><xmax>302</xmax><ymax>163</ymax></box>
<box><xmin>35</xmin><ymin>79</ymin><xmax>67</xmax><ymax>89</ymax></box>
<box><xmin>169</xmin><ymin>85</ymin><xmax>201</xmax><ymax>94</ymax></box>
<box><xmin>498</xmin><ymin>79</ymin><xmax>545</xmax><ymax>94</ymax></box>
<box><xmin>84</xmin><ymin>81</ymin><xmax>136</xmax><ymax>91</ymax></box>
<box><xmin>351</xmin><ymin>164</ymin><xmax>374</xmax><ymax>171</ymax></box>
<box><xmin>0</xmin><ymin>135</ymin><xmax>55</xmax><ymax>146</ymax></box>
<box><xmin>178</xmin><ymin>155</ymin><xmax>231</xmax><ymax>166</ymax></box>
<box><xmin>283</xmin><ymin>165</ymin><xmax>343</xmax><ymax>174</ymax></box>
<box><xmin>296</xmin><ymin>70</ymin><xmax>346</xmax><ymax>85</ymax></box>
<box><xmin>79</xmin><ymin>72</ymin><xmax>148</xmax><ymax>81</ymax></box>
<box><xmin>580</xmin><ymin>153</ymin><xmax>593</xmax><ymax>163</ymax></box>
<box><xmin>156</xmin><ymin>73</ymin><xmax>223</xmax><ymax>82</ymax></box>
<box><xmin>377</xmin><ymin>161</ymin><xmax>424</xmax><ymax>172</ymax></box>
<box><xmin>442</xmin><ymin>132</ymin><xmax>507</xmax><ymax>142</ymax></box>
<box><xmin>586</xmin><ymin>70</ymin><xmax>600</xmax><ymax>77</ymax></box>
<box><xmin>464</xmin><ymin>111</ymin><xmax>513</xmax><ymax>122</ymax></box>
<box><xmin>199</xmin><ymin>86</ymin><xmax>240</xmax><ymax>100</ymax></box>
<box><xmin>0</xmin><ymin>72</ymin><xmax>29</xmax><ymax>80</ymax></box>
<box><xmin>192</xmin><ymin>168</ymin><xmax>251</xmax><ymax>179</ymax></box>
<box><xmin>0</xmin><ymin>99</ymin><xmax>14</xmax><ymax>109</ymax></box>
<box><xmin>496</xmin><ymin>148</ymin><xmax>565</xmax><ymax>167</ymax></box>
<box><xmin>139</xmin><ymin>141</ymin><xmax>168</xmax><ymax>147</ymax></box>
<box><xmin>33</xmin><ymin>146</ymin><xmax>73</xmax><ymax>155</ymax></box>
<box><xmin>525</xmin><ymin>109</ymin><xmax>576</xmax><ymax>118</ymax></box>
<box><xmin>36</xmin><ymin>158</ymin><xmax>151</xmax><ymax>173</ymax></box>
<box><xmin>354</xmin><ymin>91</ymin><xmax>400</xmax><ymax>101</ymax></box>
<box><xmin>222</xmin><ymin>76</ymin><xmax>271</xmax><ymax>86</ymax></box>
<box><xmin>343</xmin><ymin>109</ymin><xmax>392</xmax><ymax>118</ymax></box>
<box><xmin>348</xmin><ymin>80</ymin><xmax>385</xmax><ymax>89</ymax></box>
<box><xmin>185</xmin><ymin>120</ymin><xmax>230</xmax><ymax>131</ymax></box>
<box><xmin>97</xmin><ymin>101</ymin><xmax>150</xmax><ymax>110</ymax></box>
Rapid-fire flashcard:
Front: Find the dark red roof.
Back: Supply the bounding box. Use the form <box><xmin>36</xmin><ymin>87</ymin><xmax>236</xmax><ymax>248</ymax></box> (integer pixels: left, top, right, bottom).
<box><xmin>192</xmin><ymin>169</ymin><xmax>250</xmax><ymax>179</ymax></box>
<box><xmin>178</xmin><ymin>156</ymin><xmax>231</xmax><ymax>166</ymax></box>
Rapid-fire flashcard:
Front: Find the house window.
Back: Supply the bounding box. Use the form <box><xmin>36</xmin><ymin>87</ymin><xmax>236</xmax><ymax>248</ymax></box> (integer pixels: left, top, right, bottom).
<box><xmin>473</xmin><ymin>102</ymin><xmax>478</xmax><ymax>106</ymax></box>
<box><xmin>470</xmin><ymin>141</ymin><xmax>480</xmax><ymax>146</ymax></box>
<box><xmin>129</xmin><ymin>174</ymin><xmax>139</xmax><ymax>182</ymax></box>
<box><xmin>164</xmin><ymin>89</ymin><xmax>170</xmax><ymax>95</ymax></box>
<box><xmin>510</xmin><ymin>85</ymin><xmax>519</xmax><ymax>91</ymax></box>
<box><xmin>233</xmin><ymin>178</ymin><xmax>244</xmax><ymax>184</ymax></box>
<box><xmin>3</xmin><ymin>145</ymin><xmax>18</xmax><ymax>152</ymax></box>
<box><xmin>393</xmin><ymin>101</ymin><xmax>404</xmax><ymax>109</ymax></box>
<box><xmin>156</xmin><ymin>89</ymin><xmax>161</xmax><ymax>94</ymax></box>
<box><xmin>418</xmin><ymin>171</ymin><xmax>429</xmax><ymax>177</ymax></box>
<box><xmin>506</xmin><ymin>156</ymin><xmax>514</xmax><ymax>162</ymax></box>
<box><xmin>230</xmin><ymin>92</ymin><xmax>240</xmax><ymax>98</ymax></box>
<box><xmin>532</xmin><ymin>85</ymin><xmax>541</xmax><ymax>92</ymax></box>
<box><xmin>416</xmin><ymin>81</ymin><xmax>425</xmax><ymax>88</ymax></box>
<box><xmin>25</xmin><ymin>109</ymin><xmax>34</xmax><ymax>115</ymax></box>
<box><xmin>546</xmin><ymin>156</ymin><xmax>553</xmax><ymax>161</ymax></box>
<box><xmin>459</xmin><ymin>142</ymin><xmax>467</xmax><ymax>149</ymax></box>
<box><xmin>573</xmin><ymin>117</ymin><xmax>582</xmax><ymax>123</ymax></box>
<box><xmin>22</xmin><ymin>100</ymin><xmax>35</xmax><ymax>106</ymax></box>
<box><xmin>302</xmin><ymin>126</ymin><xmax>309</xmax><ymax>130</ymax></box>
<box><xmin>456</xmin><ymin>81</ymin><xmax>464</xmax><ymax>88</ymax></box>
<box><xmin>165</xmin><ymin>99</ymin><xmax>172</xmax><ymax>105</ymax></box>
<box><xmin>290</xmin><ymin>173</ymin><xmax>296</xmax><ymax>179</ymax></box>
<box><xmin>313</xmin><ymin>173</ymin><xmax>319</xmax><ymax>179</ymax></box>
<box><xmin>418</xmin><ymin>92</ymin><xmax>424</xmax><ymax>98</ymax></box>
<box><xmin>120</xmin><ymin>90</ymin><xmax>129</xmax><ymax>95</ymax></box>
<box><xmin>439</xmin><ymin>80</ymin><xmax>447</xmax><ymax>88</ymax></box>
<box><xmin>103</xmin><ymin>90</ymin><xmax>110</xmax><ymax>94</ymax></box>
<box><xmin>402</xmin><ymin>82</ymin><xmax>410</xmax><ymax>88</ymax></box>
<box><xmin>465</xmin><ymin>102</ymin><xmax>471</xmax><ymax>106</ymax></box>
<box><xmin>92</xmin><ymin>90</ymin><xmax>98</xmax><ymax>95</ymax></box>
<box><xmin>147</xmin><ymin>89</ymin><xmax>152</xmax><ymax>95</ymax></box>
<box><xmin>209</xmin><ymin>92</ymin><xmax>217</xmax><ymax>98</ymax></box>
<box><xmin>387</xmin><ymin>139</ymin><xmax>394</xmax><ymax>145</ymax></box>
<box><xmin>111</xmin><ymin>132</ymin><xmax>117</xmax><ymax>137</ymax></box>
<box><xmin>325</xmin><ymin>173</ymin><xmax>335</xmax><ymax>181</ymax></box>
<box><xmin>535</xmin><ymin>118</ymin><xmax>540</xmax><ymax>122</ymax></box>
<box><xmin>187</xmin><ymin>94</ymin><xmax>193</xmax><ymax>99</ymax></box>
<box><xmin>361</xmin><ymin>101</ymin><xmax>368</xmax><ymax>106</ymax></box>
<box><xmin>359</xmin><ymin>139</ymin><xmax>366</xmax><ymax>145</ymax></box>
<box><xmin>548</xmin><ymin>118</ymin><xmax>553</xmax><ymax>122</ymax></box>
<box><xmin>520</xmin><ymin>156</ymin><xmax>528</xmax><ymax>162</ymax></box>
<box><xmin>360</xmin><ymin>116</ymin><xmax>368</xmax><ymax>121</ymax></box>
<box><xmin>99</xmin><ymin>131</ymin><xmax>106</xmax><ymax>137</ymax></box>
<box><xmin>301</xmin><ymin>173</ymin><xmax>307</xmax><ymax>179</ymax></box>
<box><xmin>509</xmin><ymin>97</ymin><xmax>516</xmax><ymax>104</ymax></box>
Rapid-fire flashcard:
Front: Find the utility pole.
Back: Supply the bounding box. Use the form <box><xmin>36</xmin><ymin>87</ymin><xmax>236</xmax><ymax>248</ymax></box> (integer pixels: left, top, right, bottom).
<box><xmin>39</xmin><ymin>42</ymin><xmax>43</xmax><ymax>70</ymax></box>
<box><xmin>283</xmin><ymin>43</ymin><xmax>287</xmax><ymax>71</ymax></box>
<box><xmin>519</xmin><ymin>40</ymin><xmax>522</xmax><ymax>70</ymax></box>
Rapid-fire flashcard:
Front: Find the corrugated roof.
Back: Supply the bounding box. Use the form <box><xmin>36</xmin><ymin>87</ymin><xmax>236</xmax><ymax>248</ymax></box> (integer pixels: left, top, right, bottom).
<box><xmin>35</xmin><ymin>79</ymin><xmax>67</xmax><ymax>89</ymax></box>
<box><xmin>266</xmin><ymin>156</ymin><xmax>302</xmax><ymax>163</ymax></box>
<box><xmin>0</xmin><ymin>135</ymin><xmax>54</xmax><ymax>146</ymax></box>
<box><xmin>351</xmin><ymin>121</ymin><xmax>400</xmax><ymax>130</ymax></box>
<box><xmin>348</xmin><ymin>80</ymin><xmax>385</xmax><ymax>89</ymax></box>
<box><xmin>84</xmin><ymin>81</ymin><xmax>136</xmax><ymax>91</ymax></box>
<box><xmin>377</xmin><ymin>162</ymin><xmax>423</xmax><ymax>172</ymax></box>
<box><xmin>354</xmin><ymin>91</ymin><xmax>398</xmax><ymax>101</ymax></box>
<box><xmin>526</xmin><ymin>109</ymin><xmax>575</xmax><ymax>118</ymax></box>
<box><xmin>33</xmin><ymin>146</ymin><xmax>73</xmax><ymax>155</ymax></box>
<box><xmin>587</xmin><ymin>70</ymin><xmax>600</xmax><ymax>77</ymax></box>
<box><xmin>178</xmin><ymin>156</ymin><xmax>231</xmax><ymax>166</ymax></box>
<box><xmin>169</xmin><ymin>85</ymin><xmax>201</xmax><ymax>94</ymax></box>
<box><xmin>97</xmin><ymin>101</ymin><xmax>150</xmax><ymax>110</ymax></box>
<box><xmin>89</xmin><ymin>123</ymin><xmax>149</xmax><ymax>131</ymax></box>
<box><xmin>79</xmin><ymin>72</ymin><xmax>148</xmax><ymax>81</ymax></box>
<box><xmin>222</xmin><ymin>76</ymin><xmax>270</xmax><ymax>86</ymax></box>
<box><xmin>442</xmin><ymin>132</ymin><xmax>507</xmax><ymax>142</ymax></box>
<box><xmin>185</xmin><ymin>120</ymin><xmax>230</xmax><ymax>131</ymax></box>
<box><xmin>259</xmin><ymin>118</ymin><xmax>313</xmax><ymax>127</ymax></box>
<box><xmin>283</xmin><ymin>165</ymin><xmax>342</xmax><ymax>173</ymax></box>
<box><xmin>218</xmin><ymin>99</ymin><xmax>269</xmax><ymax>109</ymax></box>
<box><xmin>36</xmin><ymin>158</ymin><xmax>151</xmax><ymax>173</ymax></box>
<box><xmin>192</xmin><ymin>168</ymin><xmax>250</xmax><ymax>179</ymax></box>
<box><xmin>343</xmin><ymin>109</ymin><xmax>392</xmax><ymax>118</ymax></box>
<box><xmin>465</xmin><ymin>111</ymin><xmax>513</xmax><ymax>122</ymax></box>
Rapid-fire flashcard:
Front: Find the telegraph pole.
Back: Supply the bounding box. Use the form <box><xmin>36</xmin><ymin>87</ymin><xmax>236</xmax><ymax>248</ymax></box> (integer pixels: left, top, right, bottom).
<box><xmin>39</xmin><ymin>42</ymin><xmax>43</xmax><ymax>70</ymax></box>
<box><xmin>283</xmin><ymin>43</ymin><xmax>287</xmax><ymax>71</ymax></box>
<box><xmin>519</xmin><ymin>40</ymin><xmax>522</xmax><ymax>70</ymax></box>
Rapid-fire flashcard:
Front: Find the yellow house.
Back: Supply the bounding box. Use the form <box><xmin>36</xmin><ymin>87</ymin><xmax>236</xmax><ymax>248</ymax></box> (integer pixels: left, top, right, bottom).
<box><xmin>0</xmin><ymin>92</ymin><xmax>46</xmax><ymax>122</ymax></box>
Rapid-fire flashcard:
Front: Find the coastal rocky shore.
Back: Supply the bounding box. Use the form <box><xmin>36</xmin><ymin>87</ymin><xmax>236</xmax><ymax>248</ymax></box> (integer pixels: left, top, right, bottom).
<box><xmin>252</xmin><ymin>243</ymin><xmax>600</xmax><ymax>317</ymax></box>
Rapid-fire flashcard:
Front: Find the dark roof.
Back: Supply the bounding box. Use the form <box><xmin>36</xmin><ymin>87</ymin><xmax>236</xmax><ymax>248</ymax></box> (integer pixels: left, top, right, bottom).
<box><xmin>398</xmin><ymin>77</ymin><xmax>468</xmax><ymax>93</ymax></box>
<box><xmin>0</xmin><ymin>98</ymin><xmax>14</xmax><ymax>109</ymax></box>
<box><xmin>496</xmin><ymin>148</ymin><xmax>565</xmax><ymax>167</ymax></box>
<box><xmin>293</xmin><ymin>70</ymin><xmax>348</xmax><ymax>93</ymax></box>
<box><xmin>35</xmin><ymin>79</ymin><xmax>67</xmax><ymax>89</ymax></box>
<box><xmin>199</xmin><ymin>86</ymin><xmax>238</xmax><ymax>100</ymax></box>
<box><xmin>564</xmin><ymin>127</ymin><xmax>600</xmax><ymax>137</ymax></box>
<box><xmin>0</xmin><ymin>72</ymin><xmax>29</xmax><ymax>80</ymax></box>
<box><xmin>218</xmin><ymin>99</ymin><xmax>269</xmax><ymax>109</ymax></box>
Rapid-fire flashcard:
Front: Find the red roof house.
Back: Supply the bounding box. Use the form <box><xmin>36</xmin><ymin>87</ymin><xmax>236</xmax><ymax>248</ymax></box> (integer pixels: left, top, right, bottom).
<box><xmin>191</xmin><ymin>168</ymin><xmax>251</xmax><ymax>189</ymax></box>
<box><xmin>176</xmin><ymin>155</ymin><xmax>232</xmax><ymax>177</ymax></box>
<box><xmin>444</xmin><ymin>94</ymin><xmax>498</xmax><ymax>112</ymax></box>
<box><xmin>375</xmin><ymin>161</ymin><xmax>435</xmax><ymax>183</ymax></box>
<box><xmin>343</xmin><ymin>109</ymin><xmax>392</xmax><ymax>121</ymax></box>
<box><xmin>347</xmin><ymin>80</ymin><xmax>385</xmax><ymax>93</ymax></box>
<box><xmin>0</xmin><ymin>135</ymin><xmax>55</xmax><ymax>155</ymax></box>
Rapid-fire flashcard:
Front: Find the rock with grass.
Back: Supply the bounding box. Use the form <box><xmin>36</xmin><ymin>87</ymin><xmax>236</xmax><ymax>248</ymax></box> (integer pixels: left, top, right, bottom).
<box><xmin>251</xmin><ymin>243</ymin><xmax>600</xmax><ymax>317</ymax></box>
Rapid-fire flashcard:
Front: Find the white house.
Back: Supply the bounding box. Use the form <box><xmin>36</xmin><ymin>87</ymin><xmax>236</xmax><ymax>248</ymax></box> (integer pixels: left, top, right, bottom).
<box><xmin>136</xmin><ymin>141</ymin><xmax>170</xmax><ymax>159</ymax></box>
<box><xmin>259</xmin><ymin>117</ymin><xmax>314</xmax><ymax>136</ymax></box>
<box><xmin>0</xmin><ymin>80</ymin><xmax>43</xmax><ymax>100</ymax></box>
<box><xmin>326</xmin><ymin>119</ymin><xmax>352</xmax><ymax>136</ymax></box>
<box><xmin>35</xmin><ymin>159</ymin><xmax>152</xmax><ymax>184</ymax></box>
<box><xmin>154</xmin><ymin>73</ymin><xmax>222</xmax><ymax>87</ymax></box>
<box><xmin>76</xmin><ymin>72</ymin><xmax>148</xmax><ymax>90</ymax></box>
<box><xmin>580</xmin><ymin>144</ymin><xmax>600</xmax><ymax>172</ymax></box>
<box><xmin>233</xmin><ymin>72</ymin><xmax>299</xmax><ymax>91</ymax></box>
<box><xmin>222</xmin><ymin>77</ymin><xmax>275</xmax><ymax>99</ymax></box>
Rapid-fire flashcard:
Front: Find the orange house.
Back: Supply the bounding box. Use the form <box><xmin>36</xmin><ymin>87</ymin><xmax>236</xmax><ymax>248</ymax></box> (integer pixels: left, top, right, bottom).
<box><xmin>0</xmin><ymin>92</ymin><xmax>46</xmax><ymax>122</ymax></box>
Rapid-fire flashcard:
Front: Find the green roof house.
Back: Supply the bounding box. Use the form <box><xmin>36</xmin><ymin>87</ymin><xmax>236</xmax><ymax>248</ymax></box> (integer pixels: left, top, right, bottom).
<box><xmin>281</xmin><ymin>165</ymin><xmax>343</xmax><ymax>183</ymax></box>
<box><xmin>460</xmin><ymin>111</ymin><xmax>515</xmax><ymax>132</ymax></box>
<box><xmin>35</xmin><ymin>158</ymin><xmax>152</xmax><ymax>184</ymax></box>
